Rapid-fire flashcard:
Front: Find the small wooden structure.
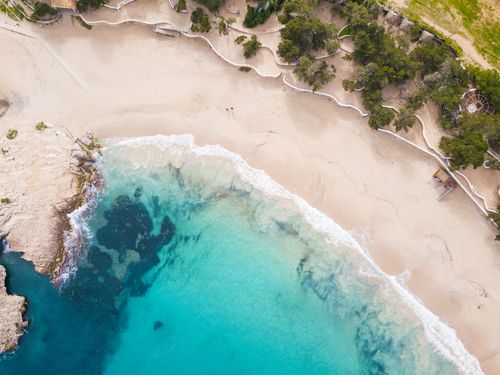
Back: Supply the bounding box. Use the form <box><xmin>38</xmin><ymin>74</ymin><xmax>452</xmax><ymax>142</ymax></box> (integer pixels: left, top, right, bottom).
<box><xmin>433</xmin><ymin>169</ymin><xmax>450</xmax><ymax>184</ymax></box>
<box><xmin>433</xmin><ymin>169</ymin><xmax>457</xmax><ymax>200</ymax></box>
<box><xmin>51</xmin><ymin>0</ymin><xmax>76</xmax><ymax>10</ymax></box>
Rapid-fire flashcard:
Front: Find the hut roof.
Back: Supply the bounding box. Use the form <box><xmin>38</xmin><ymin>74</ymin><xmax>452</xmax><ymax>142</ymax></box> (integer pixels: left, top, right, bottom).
<box><xmin>433</xmin><ymin>169</ymin><xmax>450</xmax><ymax>183</ymax></box>
<box><xmin>51</xmin><ymin>0</ymin><xmax>76</xmax><ymax>9</ymax></box>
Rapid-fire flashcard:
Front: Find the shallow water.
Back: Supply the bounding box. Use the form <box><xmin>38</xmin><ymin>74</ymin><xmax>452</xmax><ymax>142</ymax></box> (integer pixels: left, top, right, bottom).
<box><xmin>0</xmin><ymin>136</ymin><xmax>475</xmax><ymax>375</ymax></box>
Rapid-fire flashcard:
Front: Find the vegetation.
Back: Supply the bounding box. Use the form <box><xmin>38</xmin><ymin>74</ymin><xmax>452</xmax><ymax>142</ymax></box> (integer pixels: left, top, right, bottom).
<box><xmin>403</xmin><ymin>0</ymin><xmax>499</xmax><ymax>69</ymax></box>
<box><xmin>242</xmin><ymin>35</ymin><xmax>262</xmax><ymax>58</ymax></box>
<box><xmin>176</xmin><ymin>0</ymin><xmax>187</xmax><ymax>12</ymax></box>
<box><xmin>35</xmin><ymin>121</ymin><xmax>48</xmax><ymax>131</ymax></box>
<box><xmin>0</xmin><ymin>2</ymin><xmax>25</xmax><ymax>21</ymax></box>
<box><xmin>338</xmin><ymin>24</ymin><xmax>352</xmax><ymax>38</ymax></box>
<box><xmin>6</xmin><ymin>129</ymin><xmax>17</xmax><ymax>140</ymax></box>
<box><xmin>489</xmin><ymin>206</ymin><xmax>500</xmax><ymax>241</ymax></box>
<box><xmin>239</xmin><ymin>66</ymin><xmax>252</xmax><ymax>72</ymax></box>
<box><xmin>368</xmin><ymin>107</ymin><xmax>395</xmax><ymax>129</ymax></box>
<box><xmin>243</xmin><ymin>0</ymin><xmax>283</xmax><ymax>28</ymax></box>
<box><xmin>76</xmin><ymin>0</ymin><xmax>106</xmax><ymax>12</ymax></box>
<box><xmin>76</xmin><ymin>15</ymin><xmax>92</xmax><ymax>30</ymax></box>
<box><xmin>194</xmin><ymin>0</ymin><xmax>224</xmax><ymax>12</ymax></box>
<box><xmin>191</xmin><ymin>8</ymin><xmax>211</xmax><ymax>33</ymax></box>
<box><xmin>234</xmin><ymin>35</ymin><xmax>247</xmax><ymax>45</ymax></box>
<box><xmin>294</xmin><ymin>54</ymin><xmax>336</xmax><ymax>91</ymax></box>
<box><xmin>394</xmin><ymin>108</ymin><xmax>416</xmax><ymax>132</ymax></box>
<box><xmin>31</xmin><ymin>2</ymin><xmax>57</xmax><ymax>21</ymax></box>
<box><xmin>278</xmin><ymin>15</ymin><xmax>336</xmax><ymax>62</ymax></box>
<box><xmin>468</xmin><ymin>67</ymin><xmax>500</xmax><ymax>109</ymax></box>
<box><xmin>217</xmin><ymin>16</ymin><xmax>235</xmax><ymax>35</ymax></box>
<box><xmin>440</xmin><ymin>131</ymin><xmax>488</xmax><ymax>170</ymax></box>
<box><xmin>0</xmin><ymin>198</ymin><xmax>12</xmax><ymax>204</ymax></box>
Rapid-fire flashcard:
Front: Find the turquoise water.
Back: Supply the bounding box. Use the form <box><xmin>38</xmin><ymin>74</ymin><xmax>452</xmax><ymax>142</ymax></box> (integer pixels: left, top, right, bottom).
<box><xmin>0</xmin><ymin>136</ymin><xmax>476</xmax><ymax>374</ymax></box>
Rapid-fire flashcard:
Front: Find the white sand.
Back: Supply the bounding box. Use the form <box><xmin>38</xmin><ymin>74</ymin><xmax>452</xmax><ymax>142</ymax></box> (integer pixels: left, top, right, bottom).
<box><xmin>0</xmin><ymin>5</ymin><xmax>499</xmax><ymax>373</ymax></box>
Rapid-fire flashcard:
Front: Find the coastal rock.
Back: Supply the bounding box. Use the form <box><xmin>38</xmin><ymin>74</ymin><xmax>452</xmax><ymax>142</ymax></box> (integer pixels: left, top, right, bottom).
<box><xmin>0</xmin><ymin>265</ymin><xmax>27</xmax><ymax>354</ymax></box>
<box><xmin>0</xmin><ymin>126</ymin><xmax>80</xmax><ymax>273</ymax></box>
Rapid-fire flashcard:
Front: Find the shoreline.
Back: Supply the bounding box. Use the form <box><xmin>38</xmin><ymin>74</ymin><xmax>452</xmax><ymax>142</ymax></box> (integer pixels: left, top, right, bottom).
<box><xmin>106</xmin><ymin>134</ymin><xmax>483</xmax><ymax>373</ymax></box>
<box><xmin>0</xmin><ymin>7</ymin><xmax>499</xmax><ymax>373</ymax></box>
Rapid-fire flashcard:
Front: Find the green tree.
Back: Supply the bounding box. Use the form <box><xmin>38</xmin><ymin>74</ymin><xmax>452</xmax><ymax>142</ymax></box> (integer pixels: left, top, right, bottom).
<box><xmin>410</xmin><ymin>41</ymin><xmax>450</xmax><ymax>76</ymax></box>
<box><xmin>440</xmin><ymin>132</ymin><xmax>488</xmax><ymax>169</ymax></box>
<box><xmin>194</xmin><ymin>0</ymin><xmax>224</xmax><ymax>12</ymax></box>
<box><xmin>368</xmin><ymin>107</ymin><xmax>395</xmax><ymax>129</ymax></box>
<box><xmin>217</xmin><ymin>16</ymin><xmax>235</xmax><ymax>35</ymax></box>
<box><xmin>278</xmin><ymin>16</ymin><xmax>335</xmax><ymax>60</ymax></box>
<box><xmin>242</xmin><ymin>35</ymin><xmax>262</xmax><ymax>58</ymax></box>
<box><xmin>294</xmin><ymin>54</ymin><xmax>336</xmax><ymax>90</ymax></box>
<box><xmin>77</xmin><ymin>0</ymin><xmax>106</xmax><ymax>12</ymax></box>
<box><xmin>277</xmin><ymin>39</ymin><xmax>301</xmax><ymax>63</ymax></box>
<box><xmin>406</xmin><ymin>85</ymin><xmax>428</xmax><ymax>111</ymax></box>
<box><xmin>469</xmin><ymin>67</ymin><xmax>500</xmax><ymax>110</ymax></box>
<box><xmin>394</xmin><ymin>107</ymin><xmax>416</xmax><ymax>132</ymax></box>
<box><xmin>31</xmin><ymin>2</ymin><xmax>57</xmax><ymax>21</ymax></box>
<box><xmin>191</xmin><ymin>8</ymin><xmax>211</xmax><ymax>33</ymax></box>
<box><xmin>457</xmin><ymin>114</ymin><xmax>500</xmax><ymax>152</ymax></box>
<box><xmin>325</xmin><ymin>38</ymin><xmax>340</xmax><ymax>55</ymax></box>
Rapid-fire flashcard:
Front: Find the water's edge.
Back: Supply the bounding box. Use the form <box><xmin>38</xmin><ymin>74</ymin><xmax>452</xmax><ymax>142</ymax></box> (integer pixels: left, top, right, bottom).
<box><xmin>101</xmin><ymin>134</ymin><xmax>482</xmax><ymax>375</ymax></box>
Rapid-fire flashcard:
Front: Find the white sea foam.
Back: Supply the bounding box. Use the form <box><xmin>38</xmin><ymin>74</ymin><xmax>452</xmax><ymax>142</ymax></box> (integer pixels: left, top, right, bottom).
<box><xmin>105</xmin><ymin>134</ymin><xmax>483</xmax><ymax>375</ymax></box>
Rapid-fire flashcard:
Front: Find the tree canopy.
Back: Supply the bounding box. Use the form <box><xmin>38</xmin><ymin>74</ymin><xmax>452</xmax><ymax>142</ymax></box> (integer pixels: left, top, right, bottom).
<box><xmin>440</xmin><ymin>132</ymin><xmax>488</xmax><ymax>170</ymax></box>
<box><xmin>191</xmin><ymin>8</ymin><xmax>211</xmax><ymax>33</ymax></box>
<box><xmin>278</xmin><ymin>16</ymin><xmax>336</xmax><ymax>62</ymax></box>
<box><xmin>294</xmin><ymin>54</ymin><xmax>336</xmax><ymax>90</ymax></box>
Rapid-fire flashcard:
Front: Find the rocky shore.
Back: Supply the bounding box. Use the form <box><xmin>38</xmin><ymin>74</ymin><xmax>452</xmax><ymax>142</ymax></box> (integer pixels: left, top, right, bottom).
<box><xmin>0</xmin><ymin>265</ymin><xmax>27</xmax><ymax>353</ymax></box>
<box><xmin>0</xmin><ymin>119</ymin><xmax>100</xmax><ymax>352</ymax></box>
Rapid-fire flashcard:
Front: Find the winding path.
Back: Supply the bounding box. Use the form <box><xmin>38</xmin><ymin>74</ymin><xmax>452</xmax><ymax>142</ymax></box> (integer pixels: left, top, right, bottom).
<box><xmin>51</xmin><ymin>8</ymin><xmax>500</xmax><ymax>218</ymax></box>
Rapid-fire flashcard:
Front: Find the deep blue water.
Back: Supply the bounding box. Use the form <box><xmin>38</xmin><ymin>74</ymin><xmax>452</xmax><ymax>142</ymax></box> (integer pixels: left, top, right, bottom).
<box><xmin>0</xmin><ymin>137</ymin><xmax>466</xmax><ymax>375</ymax></box>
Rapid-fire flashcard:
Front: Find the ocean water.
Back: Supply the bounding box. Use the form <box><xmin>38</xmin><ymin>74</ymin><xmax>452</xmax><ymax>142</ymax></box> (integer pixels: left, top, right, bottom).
<box><xmin>0</xmin><ymin>135</ymin><xmax>481</xmax><ymax>375</ymax></box>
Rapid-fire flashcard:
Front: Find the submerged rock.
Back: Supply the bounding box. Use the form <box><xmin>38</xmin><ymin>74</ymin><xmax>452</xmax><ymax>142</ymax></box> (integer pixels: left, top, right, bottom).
<box><xmin>153</xmin><ymin>321</ymin><xmax>164</xmax><ymax>331</ymax></box>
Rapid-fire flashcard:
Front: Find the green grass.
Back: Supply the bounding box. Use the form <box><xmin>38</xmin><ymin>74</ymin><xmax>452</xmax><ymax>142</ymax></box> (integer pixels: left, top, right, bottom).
<box><xmin>338</xmin><ymin>24</ymin><xmax>352</xmax><ymax>38</ymax></box>
<box><xmin>404</xmin><ymin>0</ymin><xmax>499</xmax><ymax>69</ymax></box>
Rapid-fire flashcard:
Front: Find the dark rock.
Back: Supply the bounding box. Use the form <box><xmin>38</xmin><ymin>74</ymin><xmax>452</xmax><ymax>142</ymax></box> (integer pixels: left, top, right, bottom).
<box><xmin>153</xmin><ymin>321</ymin><xmax>164</xmax><ymax>331</ymax></box>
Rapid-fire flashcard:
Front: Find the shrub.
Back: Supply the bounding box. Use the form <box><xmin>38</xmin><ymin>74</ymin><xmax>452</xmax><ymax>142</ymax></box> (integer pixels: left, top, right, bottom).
<box><xmin>36</xmin><ymin>122</ymin><xmax>48</xmax><ymax>131</ymax></box>
<box><xmin>469</xmin><ymin>67</ymin><xmax>500</xmax><ymax>110</ymax></box>
<box><xmin>394</xmin><ymin>108</ymin><xmax>416</xmax><ymax>132</ymax></box>
<box><xmin>325</xmin><ymin>38</ymin><xmax>340</xmax><ymax>55</ymax></box>
<box><xmin>243</xmin><ymin>0</ymin><xmax>283</xmax><ymax>28</ymax></box>
<box><xmin>242</xmin><ymin>35</ymin><xmax>261</xmax><ymax>58</ymax></box>
<box><xmin>440</xmin><ymin>131</ymin><xmax>488</xmax><ymax>169</ymax></box>
<box><xmin>6</xmin><ymin>129</ymin><xmax>17</xmax><ymax>140</ymax></box>
<box><xmin>31</xmin><ymin>2</ymin><xmax>57</xmax><ymax>21</ymax></box>
<box><xmin>176</xmin><ymin>0</ymin><xmax>187</xmax><ymax>11</ymax></box>
<box><xmin>278</xmin><ymin>16</ymin><xmax>335</xmax><ymax>62</ymax></box>
<box><xmin>77</xmin><ymin>0</ymin><xmax>106</xmax><ymax>13</ymax></box>
<box><xmin>294</xmin><ymin>54</ymin><xmax>336</xmax><ymax>91</ymax></box>
<box><xmin>217</xmin><ymin>16</ymin><xmax>235</xmax><ymax>35</ymax></box>
<box><xmin>191</xmin><ymin>8</ymin><xmax>211</xmax><ymax>33</ymax></box>
<box><xmin>234</xmin><ymin>35</ymin><xmax>247</xmax><ymax>44</ymax></box>
<box><xmin>368</xmin><ymin>107</ymin><xmax>395</xmax><ymax>129</ymax></box>
<box><xmin>194</xmin><ymin>0</ymin><xmax>224</xmax><ymax>12</ymax></box>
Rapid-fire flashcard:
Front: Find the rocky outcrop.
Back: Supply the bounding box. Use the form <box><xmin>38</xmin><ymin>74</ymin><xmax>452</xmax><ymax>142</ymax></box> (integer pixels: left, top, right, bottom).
<box><xmin>0</xmin><ymin>126</ymin><xmax>80</xmax><ymax>274</ymax></box>
<box><xmin>0</xmin><ymin>265</ymin><xmax>27</xmax><ymax>354</ymax></box>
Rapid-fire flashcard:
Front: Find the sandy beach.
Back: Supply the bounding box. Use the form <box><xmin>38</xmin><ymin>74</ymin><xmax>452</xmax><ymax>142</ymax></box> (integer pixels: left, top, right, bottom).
<box><xmin>0</xmin><ymin>3</ymin><xmax>499</xmax><ymax>373</ymax></box>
